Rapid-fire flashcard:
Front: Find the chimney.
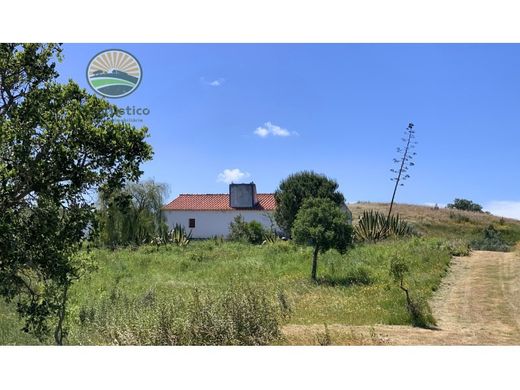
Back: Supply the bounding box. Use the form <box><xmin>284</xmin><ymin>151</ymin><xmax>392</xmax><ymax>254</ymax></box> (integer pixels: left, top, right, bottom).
<box><xmin>229</xmin><ymin>182</ymin><xmax>258</xmax><ymax>208</ymax></box>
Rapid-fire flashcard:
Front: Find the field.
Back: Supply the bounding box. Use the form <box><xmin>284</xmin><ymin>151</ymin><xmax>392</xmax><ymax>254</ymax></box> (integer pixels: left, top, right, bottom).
<box><xmin>2</xmin><ymin>203</ymin><xmax>520</xmax><ymax>345</ymax></box>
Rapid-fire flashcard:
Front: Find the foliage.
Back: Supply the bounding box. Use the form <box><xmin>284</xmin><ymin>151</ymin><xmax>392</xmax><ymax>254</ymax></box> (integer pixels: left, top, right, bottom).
<box><xmin>354</xmin><ymin>209</ymin><xmax>416</xmax><ymax>242</ymax></box>
<box><xmin>389</xmin><ymin>255</ymin><xmax>436</xmax><ymax>328</ymax></box>
<box><xmin>263</xmin><ymin>231</ymin><xmax>282</xmax><ymax>244</ymax></box>
<box><xmin>292</xmin><ymin>197</ymin><xmax>353</xmax><ymax>280</ymax></box>
<box><xmin>470</xmin><ymin>225</ymin><xmax>511</xmax><ymax>252</ymax></box>
<box><xmin>448</xmin><ymin>211</ymin><xmax>471</xmax><ymax>223</ymax></box>
<box><xmin>274</xmin><ymin>171</ymin><xmax>345</xmax><ymax>236</ymax></box>
<box><xmin>0</xmin><ymin>237</ymin><xmax>453</xmax><ymax>344</ymax></box>
<box><xmin>447</xmin><ymin>198</ymin><xmax>483</xmax><ymax>213</ymax></box>
<box><xmin>96</xmin><ymin>180</ymin><xmax>169</xmax><ymax>248</ymax></box>
<box><xmin>441</xmin><ymin>239</ymin><xmax>471</xmax><ymax>257</ymax></box>
<box><xmin>76</xmin><ymin>285</ymin><xmax>283</xmax><ymax>345</ymax></box>
<box><xmin>228</xmin><ymin>215</ymin><xmax>268</xmax><ymax>244</ymax></box>
<box><xmin>0</xmin><ymin>43</ymin><xmax>152</xmax><ymax>344</ymax></box>
<box><xmin>170</xmin><ymin>224</ymin><xmax>192</xmax><ymax>247</ymax></box>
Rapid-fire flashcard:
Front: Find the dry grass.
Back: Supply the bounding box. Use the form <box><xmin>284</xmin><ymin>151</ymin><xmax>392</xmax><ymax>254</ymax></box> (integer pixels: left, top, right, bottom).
<box><xmin>349</xmin><ymin>202</ymin><xmax>520</xmax><ymax>241</ymax></box>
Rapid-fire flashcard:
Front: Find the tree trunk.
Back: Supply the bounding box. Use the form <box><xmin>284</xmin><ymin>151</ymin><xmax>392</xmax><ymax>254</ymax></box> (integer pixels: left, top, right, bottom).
<box><xmin>54</xmin><ymin>284</ymin><xmax>68</xmax><ymax>346</ymax></box>
<box><xmin>311</xmin><ymin>246</ymin><xmax>319</xmax><ymax>281</ymax></box>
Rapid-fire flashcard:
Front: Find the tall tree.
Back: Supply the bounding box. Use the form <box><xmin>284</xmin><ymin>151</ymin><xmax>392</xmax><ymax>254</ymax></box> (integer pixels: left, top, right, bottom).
<box><xmin>274</xmin><ymin>171</ymin><xmax>345</xmax><ymax>236</ymax></box>
<box><xmin>0</xmin><ymin>43</ymin><xmax>153</xmax><ymax>344</ymax></box>
<box><xmin>97</xmin><ymin>180</ymin><xmax>169</xmax><ymax>247</ymax></box>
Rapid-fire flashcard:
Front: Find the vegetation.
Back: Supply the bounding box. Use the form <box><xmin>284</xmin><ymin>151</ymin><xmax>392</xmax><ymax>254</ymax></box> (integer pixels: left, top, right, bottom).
<box><xmin>292</xmin><ymin>198</ymin><xmax>353</xmax><ymax>281</ymax></box>
<box><xmin>386</xmin><ymin>122</ymin><xmax>417</xmax><ymax>227</ymax></box>
<box><xmin>389</xmin><ymin>255</ymin><xmax>436</xmax><ymax>328</ymax></box>
<box><xmin>274</xmin><ymin>171</ymin><xmax>345</xmax><ymax>236</ymax></box>
<box><xmin>1</xmin><ymin>235</ymin><xmax>456</xmax><ymax>345</ymax></box>
<box><xmin>349</xmin><ymin>202</ymin><xmax>520</xmax><ymax>243</ymax></box>
<box><xmin>470</xmin><ymin>225</ymin><xmax>511</xmax><ymax>252</ymax></box>
<box><xmin>76</xmin><ymin>285</ymin><xmax>283</xmax><ymax>345</ymax></box>
<box><xmin>170</xmin><ymin>224</ymin><xmax>192</xmax><ymax>247</ymax></box>
<box><xmin>447</xmin><ymin>198</ymin><xmax>483</xmax><ymax>213</ymax></box>
<box><xmin>96</xmin><ymin>180</ymin><xmax>169</xmax><ymax>248</ymax></box>
<box><xmin>229</xmin><ymin>215</ymin><xmax>268</xmax><ymax>244</ymax></box>
<box><xmin>354</xmin><ymin>209</ymin><xmax>416</xmax><ymax>242</ymax></box>
<box><xmin>0</xmin><ymin>44</ymin><xmax>152</xmax><ymax>344</ymax></box>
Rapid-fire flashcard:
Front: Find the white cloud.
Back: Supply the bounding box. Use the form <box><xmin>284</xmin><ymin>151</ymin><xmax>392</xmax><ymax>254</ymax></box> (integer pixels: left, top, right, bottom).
<box><xmin>254</xmin><ymin>122</ymin><xmax>298</xmax><ymax>138</ymax></box>
<box><xmin>484</xmin><ymin>201</ymin><xmax>520</xmax><ymax>220</ymax></box>
<box><xmin>201</xmin><ymin>77</ymin><xmax>225</xmax><ymax>87</ymax></box>
<box><xmin>209</xmin><ymin>78</ymin><xmax>225</xmax><ymax>87</ymax></box>
<box><xmin>217</xmin><ymin>168</ymin><xmax>250</xmax><ymax>184</ymax></box>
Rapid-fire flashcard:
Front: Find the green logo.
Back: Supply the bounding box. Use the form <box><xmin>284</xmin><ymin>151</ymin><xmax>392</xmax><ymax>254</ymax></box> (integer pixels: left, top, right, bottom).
<box><xmin>86</xmin><ymin>49</ymin><xmax>142</xmax><ymax>98</ymax></box>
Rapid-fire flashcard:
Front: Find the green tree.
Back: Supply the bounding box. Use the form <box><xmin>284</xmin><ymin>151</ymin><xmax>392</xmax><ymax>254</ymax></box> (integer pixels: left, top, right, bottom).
<box><xmin>228</xmin><ymin>215</ymin><xmax>267</xmax><ymax>244</ymax></box>
<box><xmin>97</xmin><ymin>180</ymin><xmax>169</xmax><ymax>247</ymax></box>
<box><xmin>292</xmin><ymin>198</ymin><xmax>352</xmax><ymax>281</ymax></box>
<box><xmin>447</xmin><ymin>198</ymin><xmax>483</xmax><ymax>213</ymax></box>
<box><xmin>0</xmin><ymin>43</ymin><xmax>153</xmax><ymax>344</ymax></box>
<box><xmin>274</xmin><ymin>171</ymin><xmax>345</xmax><ymax>236</ymax></box>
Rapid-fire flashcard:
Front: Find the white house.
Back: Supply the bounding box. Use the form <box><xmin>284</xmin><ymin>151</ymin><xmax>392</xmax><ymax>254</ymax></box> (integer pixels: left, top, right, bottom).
<box><xmin>162</xmin><ymin>183</ymin><xmax>277</xmax><ymax>238</ymax></box>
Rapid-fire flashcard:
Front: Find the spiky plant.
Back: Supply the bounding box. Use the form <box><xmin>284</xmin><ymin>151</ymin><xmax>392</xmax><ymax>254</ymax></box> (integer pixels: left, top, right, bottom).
<box><xmin>170</xmin><ymin>223</ymin><xmax>192</xmax><ymax>247</ymax></box>
<box><xmin>354</xmin><ymin>210</ymin><xmax>416</xmax><ymax>242</ymax></box>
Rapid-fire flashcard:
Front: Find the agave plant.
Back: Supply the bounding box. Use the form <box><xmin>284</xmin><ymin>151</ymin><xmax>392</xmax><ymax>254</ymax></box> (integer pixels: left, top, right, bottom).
<box><xmin>354</xmin><ymin>210</ymin><xmax>416</xmax><ymax>242</ymax></box>
<box><xmin>170</xmin><ymin>223</ymin><xmax>192</xmax><ymax>247</ymax></box>
<box><xmin>262</xmin><ymin>231</ymin><xmax>281</xmax><ymax>245</ymax></box>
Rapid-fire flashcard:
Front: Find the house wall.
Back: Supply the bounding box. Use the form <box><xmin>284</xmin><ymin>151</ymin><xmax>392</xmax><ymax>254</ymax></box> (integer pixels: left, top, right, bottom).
<box><xmin>163</xmin><ymin>210</ymin><xmax>276</xmax><ymax>238</ymax></box>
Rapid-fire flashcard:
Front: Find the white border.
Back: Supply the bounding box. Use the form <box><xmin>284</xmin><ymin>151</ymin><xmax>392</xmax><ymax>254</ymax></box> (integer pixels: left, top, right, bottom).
<box><xmin>1</xmin><ymin>0</ymin><xmax>520</xmax><ymax>42</ymax></box>
<box><xmin>2</xmin><ymin>1</ymin><xmax>520</xmax><ymax>389</ymax></box>
<box><xmin>1</xmin><ymin>346</ymin><xmax>519</xmax><ymax>389</ymax></box>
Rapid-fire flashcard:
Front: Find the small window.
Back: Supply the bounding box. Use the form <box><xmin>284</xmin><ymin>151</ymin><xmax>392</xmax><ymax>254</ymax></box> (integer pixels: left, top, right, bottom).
<box><xmin>189</xmin><ymin>218</ymin><xmax>196</xmax><ymax>228</ymax></box>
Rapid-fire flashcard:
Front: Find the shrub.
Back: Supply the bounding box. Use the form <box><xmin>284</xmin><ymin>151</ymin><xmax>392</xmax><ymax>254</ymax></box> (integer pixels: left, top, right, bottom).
<box><xmin>77</xmin><ymin>285</ymin><xmax>283</xmax><ymax>345</ymax></box>
<box><xmin>442</xmin><ymin>239</ymin><xmax>471</xmax><ymax>256</ymax></box>
<box><xmin>447</xmin><ymin>198</ymin><xmax>483</xmax><ymax>212</ymax></box>
<box><xmin>228</xmin><ymin>215</ymin><xmax>268</xmax><ymax>245</ymax></box>
<box><xmin>343</xmin><ymin>264</ymin><xmax>374</xmax><ymax>285</ymax></box>
<box><xmin>470</xmin><ymin>225</ymin><xmax>511</xmax><ymax>252</ymax></box>
<box><xmin>448</xmin><ymin>211</ymin><xmax>470</xmax><ymax>223</ymax></box>
<box><xmin>389</xmin><ymin>256</ymin><xmax>436</xmax><ymax>329</ymax></box>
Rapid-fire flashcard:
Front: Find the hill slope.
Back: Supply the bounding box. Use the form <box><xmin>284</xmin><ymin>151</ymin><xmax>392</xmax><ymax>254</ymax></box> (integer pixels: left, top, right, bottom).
<box><xmin>349</xmin><ymin>202</ymin><xmax>520</xmax><ymax>244</ymax></box>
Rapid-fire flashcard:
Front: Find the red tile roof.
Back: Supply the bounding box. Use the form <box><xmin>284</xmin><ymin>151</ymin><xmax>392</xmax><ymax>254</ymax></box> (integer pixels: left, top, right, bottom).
<box><xmin>162</xmin><ymin>193</ymin><xmax>276</xmax><ymax>211</ymax></box>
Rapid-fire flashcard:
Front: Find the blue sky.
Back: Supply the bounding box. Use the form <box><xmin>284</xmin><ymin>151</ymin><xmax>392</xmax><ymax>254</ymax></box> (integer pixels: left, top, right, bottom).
<box><xmin>59</xmin><ymin>44</ymin><xmax>520</xmax><ymax>218</ymax></box>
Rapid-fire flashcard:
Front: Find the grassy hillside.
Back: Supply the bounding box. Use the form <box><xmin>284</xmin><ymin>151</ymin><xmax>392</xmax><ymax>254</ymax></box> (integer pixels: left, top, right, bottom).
<box><xmin>0</xmin><ymin>237</ymin><xmax>453</xmax><ymax>345</ymax></box>
<box><xmin>350</xmin><ymin>202</ymin><xmax>520</xmax><ymax>244</ymax></box>
<box><xmin>2</xmin><ymin>202</ymin><xmax>519</xmax><ymax>345</ymax></box>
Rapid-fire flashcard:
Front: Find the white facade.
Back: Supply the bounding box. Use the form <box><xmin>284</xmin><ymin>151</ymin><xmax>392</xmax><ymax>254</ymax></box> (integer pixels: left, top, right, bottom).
<box><xmin>163</xmin><ymin>210</ymin><xmax>275</xmax><ymax>238</ymax></box>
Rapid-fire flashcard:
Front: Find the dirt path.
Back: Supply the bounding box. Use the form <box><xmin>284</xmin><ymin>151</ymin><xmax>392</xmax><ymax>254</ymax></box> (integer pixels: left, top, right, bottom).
<box><xmin>283</xmin><ymin>250</ymin><xmax>520</xmax><ymax>345</ymax></box>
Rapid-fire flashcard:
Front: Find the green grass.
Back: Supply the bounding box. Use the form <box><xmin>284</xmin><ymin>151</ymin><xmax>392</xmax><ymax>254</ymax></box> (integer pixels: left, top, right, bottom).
<box><xmin>0</xmin><ymin>237</ymin><xmax>453</xmax><ymax>345</ymax></box>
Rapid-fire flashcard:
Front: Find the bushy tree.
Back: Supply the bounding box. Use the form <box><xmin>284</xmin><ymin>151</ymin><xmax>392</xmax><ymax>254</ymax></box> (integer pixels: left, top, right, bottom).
<box><xmin>228</xmin><ymin>215</ymin><xmax>267</xmax><ymax>244</ymax></box>
<box><xmin>96</xmin><ymin>180</ymin><xmax>169</xmax><ymax>247</ymax></box>
<box><xmin>274</xmin><ymin>171</ymin><xmax>345</xmax><ymax>236</ymax></box>
<box><xmin>0</xmin><ymin>44</ymin><xmax>152</xmax><ymax>344</ymax></box>
<box><xmin>447</xmin><ymin>198</ymin><xmax>483</xmax><ymax>213</ymax></box>
<box><xmin>292</xmin><ymin>198</ymin><xmax>352</xmax><ymax>281</ymax></box>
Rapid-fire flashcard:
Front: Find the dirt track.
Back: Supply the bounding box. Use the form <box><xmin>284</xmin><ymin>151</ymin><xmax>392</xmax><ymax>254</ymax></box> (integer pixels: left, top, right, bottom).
<box><xmin>283</xmin><ymin>250</ymin><xmax>520</xmax><ymax>345</ymax></box>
